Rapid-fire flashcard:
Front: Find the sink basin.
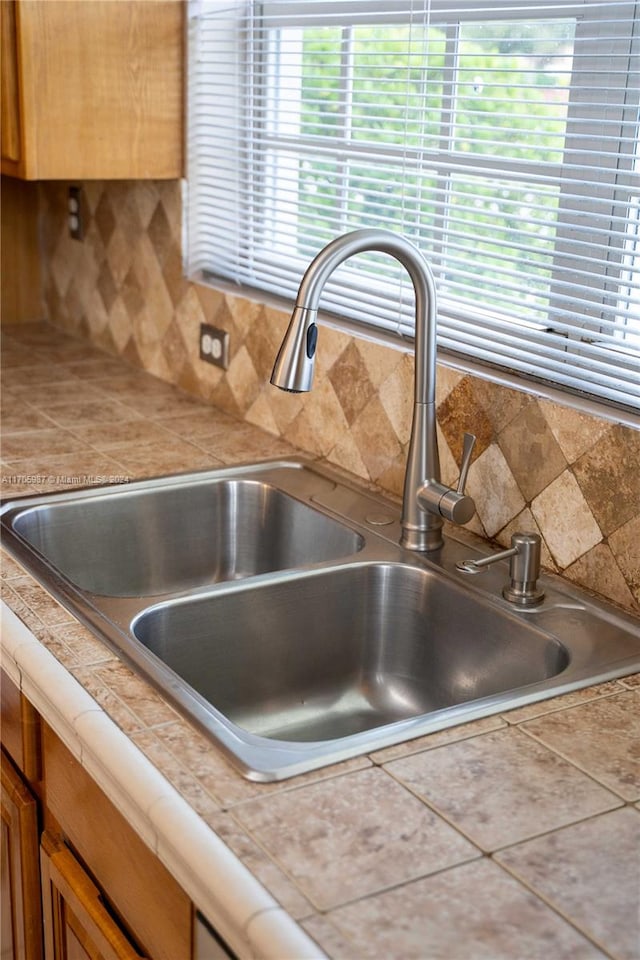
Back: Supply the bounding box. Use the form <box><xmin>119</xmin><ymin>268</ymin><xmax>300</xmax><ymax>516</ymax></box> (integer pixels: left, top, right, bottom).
<box><xmin>2</xmin><ymin>459</ymin><xmax>639</xmax><ymax>781</ymax></box>
<box><xmin>8</xmin><ymin>471</ymin><xmax>363</xmax><ymax>597</ymax></box>
<box><xmin>132</xmin><ymin>563</ymin><xmax>569</xmax><ymax>743</ymax></box>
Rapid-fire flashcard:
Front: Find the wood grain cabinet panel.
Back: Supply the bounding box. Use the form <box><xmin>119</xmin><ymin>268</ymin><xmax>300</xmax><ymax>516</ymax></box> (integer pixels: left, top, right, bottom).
<box><xmin>1</xmin><ymin>748</ymin><xmax>44</xmax><ymax>960</ymax></box>
<box><xmin>43</xmin><ymin>725</ymin><xmax>192</xmax><ymax>960</ymax></box>
<box><xmin>1</xmin><ymin>676</ymin><xmax>196</xmax><ymax>960</ymax></box>
<box><xmin>1</xmin><ymin>669</ymin><xmax>42</xmax><ymax>783</ymax></box>
<box><xmin>0</xmin><ymin>175</ymin><xmax>44</xmax><ymax>325</ymax></box>
<box><xmin>0</xmin><ymin>0</ymin><xmax>183</xmax><ymax>179</ymax></box>
<box><xmin>1</xmin><ymin>0</ymin><xmax>21</xmax><ymax>164</ymax></box>
<box><xmin>40</xmin><ymin>832</ymin><xmax>146</xmax><ymax>960</ymax></box>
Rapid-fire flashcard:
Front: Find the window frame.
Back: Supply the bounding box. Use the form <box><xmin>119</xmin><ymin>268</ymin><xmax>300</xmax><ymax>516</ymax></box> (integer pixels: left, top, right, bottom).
<box><xmin>187</xmin><ymin>0</ymin><xmax>640</xmax><ymax>412</ymax></box>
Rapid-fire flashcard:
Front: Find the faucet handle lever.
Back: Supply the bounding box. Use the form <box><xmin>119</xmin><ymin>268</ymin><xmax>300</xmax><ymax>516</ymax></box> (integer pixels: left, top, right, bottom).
<box><xmin>420</xmin><ymin>430</ymin><xmax>476</xmax><ymax>525</ymax></box>
<box><xmin>457</xmin><ymin>433</ymin><xmax>476</xmax><ymax>493</ymax></box>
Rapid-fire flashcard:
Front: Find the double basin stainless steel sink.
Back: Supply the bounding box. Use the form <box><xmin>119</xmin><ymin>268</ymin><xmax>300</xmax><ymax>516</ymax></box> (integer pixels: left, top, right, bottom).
<box><xmin>2</xmin><ymin>460</ymin><xmax>639</xmax><ymax>780</ymax></box>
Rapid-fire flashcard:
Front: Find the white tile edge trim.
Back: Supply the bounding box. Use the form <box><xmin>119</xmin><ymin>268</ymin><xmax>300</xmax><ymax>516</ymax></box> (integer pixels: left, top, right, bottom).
<box><xmin>1</xmin><ymin>601</ymin><xmax>327</xmax><ymax>960</ymax></box>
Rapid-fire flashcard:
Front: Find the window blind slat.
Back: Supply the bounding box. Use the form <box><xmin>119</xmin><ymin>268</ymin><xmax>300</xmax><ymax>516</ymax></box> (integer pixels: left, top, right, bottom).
<box><xmin>187</xmin><ymin>0</ymin><xmax>640</xmax><ymax>411</ymax></box>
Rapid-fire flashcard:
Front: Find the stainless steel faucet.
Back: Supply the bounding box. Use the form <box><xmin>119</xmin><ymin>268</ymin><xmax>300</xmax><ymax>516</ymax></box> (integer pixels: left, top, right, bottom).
<box><xmin>270</xmin><ymin>228</ymin><xmax>476</xmax><ymax>551</ymax></box>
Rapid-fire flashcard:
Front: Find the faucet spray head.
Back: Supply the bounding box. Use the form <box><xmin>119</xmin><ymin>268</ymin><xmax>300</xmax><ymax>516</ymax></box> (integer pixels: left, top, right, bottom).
<box><xmin>270</xmin><ymin>306</ymin><xmax>318</xmax><ymax>393</ymax></box>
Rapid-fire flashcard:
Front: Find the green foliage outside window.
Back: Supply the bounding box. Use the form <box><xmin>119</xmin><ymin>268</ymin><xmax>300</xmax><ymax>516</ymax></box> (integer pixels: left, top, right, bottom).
<box><xmin>290</xmin><ymin>20</ymin><xmax>575</xmax><ymax>319</ymax></box>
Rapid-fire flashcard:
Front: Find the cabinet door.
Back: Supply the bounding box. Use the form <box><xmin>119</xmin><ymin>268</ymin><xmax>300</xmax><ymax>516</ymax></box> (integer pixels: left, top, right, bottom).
<box><xmin>1</xmin><ymin>670</ymin><xmax>42</xmax><ymax>786</ymax></box>
<box><xmin>40</xmin><ymin>833</ymin><xmax>147</xmax><ymax>960</ymax></box>
<box><xmin>44</xmin><ymin>727</ymin><xmax>192</xmax><ymax>960</ymax></box>
<box><xmin>1</xmin><ymin>748</ymin><xmax>43</xmax><ymax>960</ymax></box>
<box><xmin>1</xmin><ymin>0</ymin><xmax>183</xmax><ymax>180</ymax></box>
<box><xmin>0</xmin><ymin>0</ymin><xmax>21</xmax><ymax>169</ymax></box>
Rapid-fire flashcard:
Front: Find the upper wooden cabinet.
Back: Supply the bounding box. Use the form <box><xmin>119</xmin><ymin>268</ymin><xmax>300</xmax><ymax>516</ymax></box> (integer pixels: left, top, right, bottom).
<box><xmin>0</xmin><ymin>0</ymin><xmax>183</xmax><ymax>180</ymax></box>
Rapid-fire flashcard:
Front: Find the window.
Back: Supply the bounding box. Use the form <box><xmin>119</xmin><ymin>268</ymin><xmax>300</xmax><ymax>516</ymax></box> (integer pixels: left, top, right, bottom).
<box><xmin>186</xmin><ymin>1</ymin><xmax>640</xmax><ymax>411</ymax></box>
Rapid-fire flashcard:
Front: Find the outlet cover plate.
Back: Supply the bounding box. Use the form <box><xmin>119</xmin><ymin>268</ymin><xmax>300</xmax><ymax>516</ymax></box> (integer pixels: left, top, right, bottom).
<box><xmin>200</xmin><ymin>323</ymin><xmax>230</xmax><ymax>370</ymax></box>
<box><xmin>68</xmin><ymin>186</ymin><xmax>84</xmax><ymax>241</ymax></box>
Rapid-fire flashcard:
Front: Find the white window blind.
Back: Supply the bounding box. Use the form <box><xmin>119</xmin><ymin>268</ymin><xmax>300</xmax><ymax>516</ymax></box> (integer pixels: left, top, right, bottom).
<box><xmin>186</xmin><ymin>0</ymin><xmax>640</xmax><ymax>411</ymax></box>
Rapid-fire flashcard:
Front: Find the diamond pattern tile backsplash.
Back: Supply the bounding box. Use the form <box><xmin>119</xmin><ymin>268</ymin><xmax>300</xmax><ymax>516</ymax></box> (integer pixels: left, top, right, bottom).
<box><xmin>39</xmin><ymin>180</ymin><xmax>639</xmax><ymax>614</ymax></box>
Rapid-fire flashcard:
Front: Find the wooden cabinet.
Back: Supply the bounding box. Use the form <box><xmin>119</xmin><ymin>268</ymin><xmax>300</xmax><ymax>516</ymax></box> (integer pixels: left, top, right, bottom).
<box><xmin>0</xmin><ymin>666</ymin><xmax>41</xmax><ymax>783</ymax></box>
<box><xmin>0</xmin><ymin>671</ymin><xmax>192</xmax><ymax>960</ymax></box>
<box><xmin>43</xmin><ymin>726</ymin><xmax>192</xmax><ymax>960</ymax></box>
<box><xmin>40</xmin><ymin>833</ymin><xmax>146</xmax><ymax>960</ymax></box>
<box><xmin>1</xmin><ymin>0</ymin><xmax>20</xmax><ymax>165</ymax></box>
<box><xmin>1</xmin><ymin>749</ymin><xmax>43</xmax><ymax>960</ymax></box>
<box><xmin>0</xmin><ymin>0</ymin><xmax>183</xmax><ymax>180</ymax></box>
<box><xmin>0</xmin><ymin>176</ymin><xmax>43</xmax><ymax>325</ymax></box>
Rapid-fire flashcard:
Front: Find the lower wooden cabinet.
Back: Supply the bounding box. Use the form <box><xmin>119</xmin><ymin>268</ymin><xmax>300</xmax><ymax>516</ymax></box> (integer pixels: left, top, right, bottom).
<box><xmin>1</xmin><ymin>748</ymin><xmax>43</xmax><ymax>960</ymax></box>
<box><xmin>40</xmin><ymin>832</ymin><xmax>146</xmax><ymax>960</ymax></box>
<box><xmin>1</xmin><ymin>672</ymin><xmax>193</xmax><ymax>960</ymax></box>
<box><xmin>43</xmin><ymin>726</ymin><xmax>192</xmax><ymax>960</ymax></box>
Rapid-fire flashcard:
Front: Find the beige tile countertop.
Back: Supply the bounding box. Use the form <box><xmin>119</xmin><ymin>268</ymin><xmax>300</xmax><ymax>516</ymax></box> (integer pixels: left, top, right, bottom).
<box><xmin>2</xmin><ymin>324</ymin><xmax>639</xmax><ymax>960</ymax></box>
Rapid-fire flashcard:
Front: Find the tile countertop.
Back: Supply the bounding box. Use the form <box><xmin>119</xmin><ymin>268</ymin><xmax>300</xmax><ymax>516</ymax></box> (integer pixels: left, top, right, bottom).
<box><xmin>1</xmin><ymin>324</ymin><xmax>639</xmax><ymax>960</ymax></box>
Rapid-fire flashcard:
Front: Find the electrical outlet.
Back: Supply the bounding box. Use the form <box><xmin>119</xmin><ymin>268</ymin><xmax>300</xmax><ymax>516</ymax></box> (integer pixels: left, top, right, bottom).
<box><xmin>68</xmin><ymin>186</ymin><xmax>84</xmax><ymax>241</ymax></box>
<box><xmin>199</xmin><ymin>323</ymin><xmax>230</xmax><ymax>370</ymax></box>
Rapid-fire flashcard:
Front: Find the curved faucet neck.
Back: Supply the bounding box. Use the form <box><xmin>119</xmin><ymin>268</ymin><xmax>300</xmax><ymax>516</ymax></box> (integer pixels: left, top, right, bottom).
<box><xmin>296</xmin><ymin>229</ymin><xmax>437</xmax><ymax>405</ymax></box>
<box><xmin>271</xmin><ymin>228</ymin><xmax>473</xmax><ymax>553</ymax></box>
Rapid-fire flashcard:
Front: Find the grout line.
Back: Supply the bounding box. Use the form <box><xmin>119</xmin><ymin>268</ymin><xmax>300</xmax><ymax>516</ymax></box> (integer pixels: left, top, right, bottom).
<box><xmin>489</xmin><ymin>804</ymin><xmax>633</xmax><ymax>856</ymax></box>
<box><xmin>518</xmin><ymin>718</ymin><xmax>639</xmax><ymax>804</ymax></box>
<box><xmin>220</xmin><ymin>760</ymin><xmax>375</xmax><ymax>813</ymax></box>
<box><xmin>380</xmin><ymin>739</ymin><xmax>625</xmax><ymax>854</ymax></box>
<box><xmin>367</xmin><ymin>719</ymin><xmax>509</xmax><ymax>765</ymax></box>
<box><xmin>224</xmin><ymin>806</ymin><xmax>320</xmax><ymax>914</ymax></box>
<box><xmin>227</xmin><ymin>801</ymin><xmax>483</xmax><ymax>917</ymax></box>
<box><xmin>380</xmin><ymin>760</ymin><xmax>497</xmax><ymax>853</ymax></box>
<box><xmin>293</xmin><ymin>855</ymin><xmax>484</xmax><ymax>917</ymax></box>
<box><xmin>491</xmin><ymin>851</ymin><xmax>619</xmax><ymax>960</ymax></box>
<box><xmin>499</xmin><ymin>683</ymin><xmax>628</xmax><ymax>726</ymax></box>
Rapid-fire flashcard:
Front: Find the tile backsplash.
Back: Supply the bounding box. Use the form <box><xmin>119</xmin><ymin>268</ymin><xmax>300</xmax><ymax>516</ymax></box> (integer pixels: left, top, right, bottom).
<box><xmin>39</xmin><ymin>180</ymin><xmax>640</xmax><ymax>614</ymax></box>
